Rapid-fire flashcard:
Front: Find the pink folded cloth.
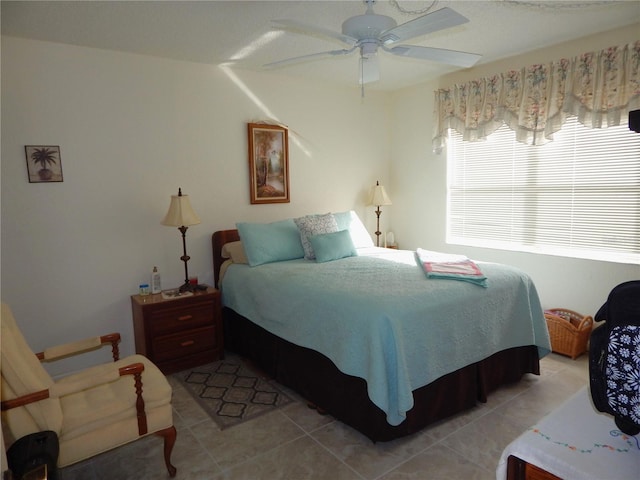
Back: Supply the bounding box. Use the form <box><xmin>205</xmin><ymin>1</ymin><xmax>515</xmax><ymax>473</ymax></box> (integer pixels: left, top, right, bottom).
<box><xmin>416</xmin><ymin>248</ymin><xmax>488</xmax><ymax>287</ymax></box>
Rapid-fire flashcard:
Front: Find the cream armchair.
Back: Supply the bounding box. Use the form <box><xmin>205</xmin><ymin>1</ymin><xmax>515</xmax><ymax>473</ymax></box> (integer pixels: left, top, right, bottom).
<box><xmin>0</xmin><ymin>303</ymin><xmax>177</xmax><ymax>477</ymax></box>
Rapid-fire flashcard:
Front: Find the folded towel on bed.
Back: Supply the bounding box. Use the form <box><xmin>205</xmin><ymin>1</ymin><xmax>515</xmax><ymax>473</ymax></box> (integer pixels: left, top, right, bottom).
<box><xmin>416</xmin><ymin>248</ymin><xmax>488</xmax><ymax>287</ymax></box>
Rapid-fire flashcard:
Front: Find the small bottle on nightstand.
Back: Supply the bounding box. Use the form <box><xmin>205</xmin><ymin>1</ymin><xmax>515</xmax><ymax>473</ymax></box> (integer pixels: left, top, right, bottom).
<box><xmin>151</xmin><ymin>266</ymin><xmax>162</xmax><ymax>294</ymax></box>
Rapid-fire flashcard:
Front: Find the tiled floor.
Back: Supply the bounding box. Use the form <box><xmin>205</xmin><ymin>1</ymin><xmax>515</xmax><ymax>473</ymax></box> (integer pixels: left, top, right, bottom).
<box><xmin>59</xmin><ymin>353</ymin><xmax>589</xmax><ymax>479</ymax></box>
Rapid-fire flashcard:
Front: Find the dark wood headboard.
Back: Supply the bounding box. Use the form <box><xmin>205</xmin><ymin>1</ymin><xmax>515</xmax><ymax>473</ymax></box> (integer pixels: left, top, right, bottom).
<box><xmin>212</xmin><ymin>229</ymin><xmax>240</xmax><ymax>289</ymax></box>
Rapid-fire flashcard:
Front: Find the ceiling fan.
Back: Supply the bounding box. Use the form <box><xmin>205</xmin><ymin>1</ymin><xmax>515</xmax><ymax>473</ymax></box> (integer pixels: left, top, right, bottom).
<box><xmin>265</xmin><ymin>0</ymin><xmax>481</xmax><ymax>85</ymax></box>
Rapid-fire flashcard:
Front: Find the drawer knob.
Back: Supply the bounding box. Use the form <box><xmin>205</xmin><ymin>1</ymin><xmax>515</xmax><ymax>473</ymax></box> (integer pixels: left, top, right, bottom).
<box><xmin>180</xmin><ymin>340</ymin><xmax>195</xmax><ymax>347</ymax></box>
<box><xmin>177</xmin><ymin>315</ymin><xmax>193</xmax><ymax>321</ymax></box>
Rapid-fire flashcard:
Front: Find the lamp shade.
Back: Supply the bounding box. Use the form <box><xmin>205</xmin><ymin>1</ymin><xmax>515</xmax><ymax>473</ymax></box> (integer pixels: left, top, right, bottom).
<box><xmin>368</xmin><ymin>181</ymin><xmax>392</xmax><ymax>207</ymax></box>
<box><xmin>161</xmin><ymin>189</ymin><xmax>201</xmax><ymax>227</ymax></box>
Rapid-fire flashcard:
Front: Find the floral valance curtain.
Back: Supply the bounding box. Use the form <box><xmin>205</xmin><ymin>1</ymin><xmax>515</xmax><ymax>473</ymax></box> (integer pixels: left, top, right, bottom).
<box><xmin>433</xmin><ymin>41</ymin><xmax>640</xmax><ymax>153</ymax></box>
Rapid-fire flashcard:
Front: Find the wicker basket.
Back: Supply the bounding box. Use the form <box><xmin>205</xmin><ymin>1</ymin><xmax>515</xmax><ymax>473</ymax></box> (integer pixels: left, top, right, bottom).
<box><xmin>544</xmin><ymin>308</ymin><xmax>593</xmax><ymax>359</ymax></box>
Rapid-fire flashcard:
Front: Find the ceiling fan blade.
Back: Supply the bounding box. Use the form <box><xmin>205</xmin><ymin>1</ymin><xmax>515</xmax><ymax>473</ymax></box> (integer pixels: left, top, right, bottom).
<box><xmin>385</xmin><ymin>45</ymin><xmax>481</xmax><ymax>68</ymax></box>
<box><xmin>359</xmin><ymin>55</ymin><xmax>380</xmax><ymax>85</ymax></box>
<box><xmin>380</xmin><ymin>7</ymin><xmax>469</xmax><ymax>45</ymax></box>
<box><xmin>272</xmin><ymin>19</ymin><xmax>358</xmax><ymax>46</ymax></box>
<box><xmin>264</xmin><ymin>47</ymin><xmax>356</xmax><ymax>68</ymax></box>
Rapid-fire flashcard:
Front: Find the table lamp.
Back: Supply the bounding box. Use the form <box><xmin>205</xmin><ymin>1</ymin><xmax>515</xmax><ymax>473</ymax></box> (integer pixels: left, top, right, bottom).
<box><xmin>368</xmin><ymin>180</ymin><xmax>392</xmax><ymax>247</ymax></box>
<box><xmin>161</xmin><ymin>188</ymin><xmax>201</xmax><ymax>292</ymax></box>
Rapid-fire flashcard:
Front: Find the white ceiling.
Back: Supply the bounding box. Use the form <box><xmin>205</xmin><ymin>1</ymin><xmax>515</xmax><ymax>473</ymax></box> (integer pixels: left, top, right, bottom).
<box><xmin>2</xmin><ymin>0</ymin><xmax>639</xmax><ymax>91</ymax></box>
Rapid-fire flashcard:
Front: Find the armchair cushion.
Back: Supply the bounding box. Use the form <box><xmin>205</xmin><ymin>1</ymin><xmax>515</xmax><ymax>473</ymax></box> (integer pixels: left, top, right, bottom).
<box><xmin>58</xmin><ymin>355</ymin><xmax>172</xmax><ymax>442</ymax></box>
<box><xmin>59</xmin><ymin>403</ymin><xmax>173</xmax><ymax>467</ymax></box>
<box><xmin>49</xmin><ymin>363</ymin><xmax>122</xmax><ymax>398</ymax></box>
<box><xmin>1</xmin><ymin>304</ymin><xmax>62</xmax><ymax>436</ymax></box>
<box><xmin>57</xmin><ymin>353</ymin><xmax>173</xmax><ymax>467</ymax></box>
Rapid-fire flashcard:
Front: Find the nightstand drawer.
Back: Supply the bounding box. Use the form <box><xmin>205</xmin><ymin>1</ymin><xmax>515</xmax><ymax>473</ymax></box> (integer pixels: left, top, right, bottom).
<box><xmin>152</xmin><ymin>326</ymin><xmax>217</xmax><ymax>362</ymax></box>
<box><xmin>150</xmin><ymin>303</ymin><xmax>214</xmax><ymax>336</ymax></box>
<box><xmin>131</xmin><ymin>287</ymin><xmax>222</xmax><ymax>373</ymax></box>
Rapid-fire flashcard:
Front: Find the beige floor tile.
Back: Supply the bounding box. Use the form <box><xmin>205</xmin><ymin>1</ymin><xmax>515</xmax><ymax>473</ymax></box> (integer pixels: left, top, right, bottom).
<box><xmin>541</xmin><ymin>353</ymin><xmax>585</xmax><ymax>376</ymax></box>
<box><xmin>311</xmin><ymin>420</ymin><xmax>436</xmax><ymax>480</ymax></box>
<box><xmin>90</xmin><ymin>434</ymin><xmax>180</xmax><ymax>480</ymax></box>
<box><xmin>59</xmin><ymin>462</ymin><xmax>97</xmax><ymax>480</ymax></box>
<box><xmin>211</xmin><ymin>436</ymin><xmax>362</xmax><ymax>480</ymax></box>
<box><xmin>441</xmin><ymin>410</ymin><xmax>528</xmax><ymax>473</ymax></box>
<box><xmin>282</xmin><ymin>399</ymin><xmax>337</xmax><ymax>433</ymax></box>
<box><xmin>169</xmin><ymin>378</ymin><xmax>214</xmax><ymax>427</ymax></box>
<box><xmin>189</xmin><ymin>410</ymin><xmax>305</xmax><ymax>470</ymax></box>
<box><xmin>496</xmin><ymin>368</ymin><xmax>587</xmax><ymax>428</ymax></box>
<box><xmin>378</xmin><ymin>443</ymin><xmax>494</xmax><ymax>480</ymax></box>
<box><xmin>169</xmin><ymin>426</ymin><xmax>223</xmax><ymax>479</ymax></box>
<box><xmin>423</xmin><ymin>403</ymin><xmax>491</xmax><ymax>442</ymax></box>
<box><xmin>482</xmin><ymin>372</ymin><xmax>543</xmax><ymax>410</ymax></box>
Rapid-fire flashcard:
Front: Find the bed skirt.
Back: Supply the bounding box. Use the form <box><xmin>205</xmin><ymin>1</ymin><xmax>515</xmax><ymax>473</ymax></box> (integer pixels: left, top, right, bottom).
<box><xmin>223</xmin><ymin>307</ymin><xmax>540</xmax><ymax>442</ymax></box>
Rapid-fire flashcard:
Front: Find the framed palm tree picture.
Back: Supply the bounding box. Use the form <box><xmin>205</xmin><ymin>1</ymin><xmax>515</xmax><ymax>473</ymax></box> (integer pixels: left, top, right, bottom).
<box><xmin>248</xmin><ymin>123</ymin><xmax>289</xmax><ymax>204</ymax></box>
<box><xmin>25</xmin><ymin>145</ymin><xmax>63</xmax><ymax>183</ymax></box>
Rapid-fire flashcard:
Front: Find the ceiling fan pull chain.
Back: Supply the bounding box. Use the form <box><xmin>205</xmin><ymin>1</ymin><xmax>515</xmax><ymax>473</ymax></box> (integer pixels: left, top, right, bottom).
<box><xmin>361</xmin><ymin>60</ymin><xmax>365</xmax><ymax>98</ymax></box>
<box><xmin>389</xmin><ymin>0</ymin><xmax>439</xmax><ymax>16</ymax></box>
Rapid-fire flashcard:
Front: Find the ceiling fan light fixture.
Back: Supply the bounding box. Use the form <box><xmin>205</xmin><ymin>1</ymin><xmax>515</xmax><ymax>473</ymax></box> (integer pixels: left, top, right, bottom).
<box><xmin>342</xmin><ymin>13</ymin><xmax>396</xmax><ymax>40</ymax></box>
<box><xmin>360</xmin><ymin>41</ymin><xmax>378</xmax><ymax>58</ymax></box>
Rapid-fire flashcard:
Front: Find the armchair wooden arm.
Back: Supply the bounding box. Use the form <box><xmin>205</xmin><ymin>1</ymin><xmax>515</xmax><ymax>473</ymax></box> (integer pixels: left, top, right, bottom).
<box><xmin>0</xmin><ymin>389</ymin><xmax>50</xmax><ymax>411</ymax></box>
<box><xmin>1</xmin><ymin>362</ymin><xmax>148</xmax><ymax>436</ymax></box>
<box><xmin>35</xmin><ymin>333</ymin><xmax>121</xmax><ymax>362</ymax></box>
<box><xmin>120</xmin><ymin>363</ymin><xmax>148</xmax><ymax>435</ymax></box>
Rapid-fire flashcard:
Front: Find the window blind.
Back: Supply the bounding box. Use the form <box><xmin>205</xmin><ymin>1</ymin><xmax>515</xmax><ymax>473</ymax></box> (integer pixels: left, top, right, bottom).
<box><xmin>447</xmin><ymin>116</ymin><xmax>640</xmax><ymax>264</ymax></box>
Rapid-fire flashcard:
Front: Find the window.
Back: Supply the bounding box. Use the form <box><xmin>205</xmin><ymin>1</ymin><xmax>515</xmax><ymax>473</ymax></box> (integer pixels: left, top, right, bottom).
<box><xmin>447</xmin><ymin>116</ymin><xmax>640</xmax><ymax>264</ymax></box>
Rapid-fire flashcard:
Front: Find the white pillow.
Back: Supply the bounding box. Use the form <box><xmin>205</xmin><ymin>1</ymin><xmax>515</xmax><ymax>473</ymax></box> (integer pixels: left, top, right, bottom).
<box><xmin>294</xmin><ymin>213</ymin><xmax>339</xmax><ymax>260</ymax></box>
<box><xmin>332</xmin><ymin>210</ymin><xmax>375</xmax><ymax>249</ymax></box>
<box><xmin>221</xmin><ymin>241</ymin><xmax>249</xmax><ymax>264</ymax></box>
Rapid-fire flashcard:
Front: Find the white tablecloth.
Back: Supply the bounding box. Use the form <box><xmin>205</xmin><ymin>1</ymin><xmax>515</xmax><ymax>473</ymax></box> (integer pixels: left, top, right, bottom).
<box><xmin>496</xmin><ymin>386</ymin><xmax>640</xmax><ymax>480</ymax></box>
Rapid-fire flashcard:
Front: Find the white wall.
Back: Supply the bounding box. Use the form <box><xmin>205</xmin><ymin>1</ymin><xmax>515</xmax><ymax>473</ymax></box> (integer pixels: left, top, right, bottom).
<box><xmin>3</xmin><ymin>27</ymin><xmax>639</xmax><ymax>378</ymax></box>
<box><xmin>390</xmin><ymin>24</ymin><xmax>640</xmax><ymax>318</ymax></box>
<box><xmin>1</xmin><ymin>36</ymin><xmax>391</xmax><ymax>376</ymax></box>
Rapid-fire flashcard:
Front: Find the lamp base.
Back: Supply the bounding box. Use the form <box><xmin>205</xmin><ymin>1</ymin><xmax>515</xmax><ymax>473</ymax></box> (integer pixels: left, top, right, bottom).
<box><xmin>374</xmin><ymin>206</ymin><xmax>382</xmax><ymax>247</ymax></box>
<box><xmin>178</xmin><ymin>281</ymin><xmax>196</xmax><ymax>293</ymax></box>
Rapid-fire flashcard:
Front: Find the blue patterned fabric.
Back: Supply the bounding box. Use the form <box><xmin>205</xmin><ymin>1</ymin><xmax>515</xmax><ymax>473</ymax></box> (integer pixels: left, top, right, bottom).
<box><xmin>294</xmin><ymin>213</ymin><xmax>339</xmax><ymax>260</ymax></box>
<box><xmin>606</xmin><ymin>325</ymin><xmax>640</xmax><ymax>426</ymax></box>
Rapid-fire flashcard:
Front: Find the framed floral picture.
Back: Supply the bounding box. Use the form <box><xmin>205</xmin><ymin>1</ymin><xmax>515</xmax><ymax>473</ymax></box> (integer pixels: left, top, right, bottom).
<box><xmin>248</xmin><ymin>123</ymin><xmax>289</xmax><ymax>204</ymax></box>
<box><xmin>25</xmin><ymin>145</ymin><xmax>63</xmax><ymax>183</ymax></box>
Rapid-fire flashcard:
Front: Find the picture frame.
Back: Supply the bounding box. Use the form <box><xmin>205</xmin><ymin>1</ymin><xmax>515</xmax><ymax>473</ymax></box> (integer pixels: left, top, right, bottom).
<box><xmin>248</xmin><ymin>123</ymin><xmax>289</xmax><ymax>204</ymax></box>
<box><xmin>25</xmin><ymin>145</ymin><xmax>63</xmax><ymax>183</ymax></box>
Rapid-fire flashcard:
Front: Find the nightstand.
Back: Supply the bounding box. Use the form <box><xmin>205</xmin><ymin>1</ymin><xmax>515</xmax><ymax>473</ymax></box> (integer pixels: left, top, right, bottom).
<box><xmin>131</xmin><ymin>287</ymin><xmax>222</xmax><ymax>374</ymax></box>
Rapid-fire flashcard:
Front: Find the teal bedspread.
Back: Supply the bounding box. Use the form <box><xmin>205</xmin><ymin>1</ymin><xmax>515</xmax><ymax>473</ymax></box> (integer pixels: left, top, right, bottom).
<box><xmin>221</xmin><ymin>248</ymin><xmax>551</xmax><ymax>426</ymax></box>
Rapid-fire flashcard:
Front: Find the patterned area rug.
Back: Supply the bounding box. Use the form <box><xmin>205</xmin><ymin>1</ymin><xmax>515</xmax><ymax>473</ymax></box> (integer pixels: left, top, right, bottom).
<box><xmin>172</xmin><ymin>354</ymin><xmax>294</xmax><ymax>430</ymax></box>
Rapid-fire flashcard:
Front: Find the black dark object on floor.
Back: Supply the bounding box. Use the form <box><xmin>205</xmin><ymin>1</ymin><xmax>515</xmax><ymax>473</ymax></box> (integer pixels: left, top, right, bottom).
<box><xmin>6</xmin><ymin>430</ymin><xmax>59</xmax><ymax>480</ymax></box>
<box><xmin>589</xmin><ymin>280</ymin><xmax>640</xmax><ymax>436</ymax></box>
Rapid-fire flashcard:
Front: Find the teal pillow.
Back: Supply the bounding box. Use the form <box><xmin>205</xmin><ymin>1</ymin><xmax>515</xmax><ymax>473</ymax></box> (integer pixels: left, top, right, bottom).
<box><xmin>236</xmin><ymin>219</ymin><xmax>305</xmax><ymax>266</ymax></box>
<box><xmin>309</xmin><ymin>229</ymin><xmax>357</xmax><ymax>263</ymax></box>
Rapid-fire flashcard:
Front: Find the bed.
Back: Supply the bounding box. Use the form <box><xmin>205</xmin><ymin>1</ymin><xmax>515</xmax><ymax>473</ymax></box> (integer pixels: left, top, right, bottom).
<box><xmin>212</xmin><ymin>212</ymin><xmax>551</xmax><ymax>442</ymax></box>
